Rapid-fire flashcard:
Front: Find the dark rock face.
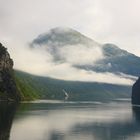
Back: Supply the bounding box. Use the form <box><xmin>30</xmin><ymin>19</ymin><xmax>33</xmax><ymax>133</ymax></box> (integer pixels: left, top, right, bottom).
<box><xmin>0</xmin><ymin>43</ymin><xmax>20</xmax><ymax>101</ymax></box>
<box><xmin>132</xmin><ymin>77</ymin><xmax>140</xmax><ymax>104</ymax></box>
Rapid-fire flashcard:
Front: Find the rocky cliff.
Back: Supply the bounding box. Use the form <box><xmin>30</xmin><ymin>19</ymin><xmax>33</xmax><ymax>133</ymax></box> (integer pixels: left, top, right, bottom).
<box><xmin>0</xmin><ymin>43</ymin><xmax>20</xmax><ymax>101</ymax></box>
<box><xmin>132</xmin><ymin>77</ymin><xmax>140</xmax><ymax>104</ymax></box>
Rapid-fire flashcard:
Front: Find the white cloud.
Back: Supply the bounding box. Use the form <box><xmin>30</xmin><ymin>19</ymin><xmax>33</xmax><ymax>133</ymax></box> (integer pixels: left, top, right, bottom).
<box><xmin>42</xmin><ymin>63</ymin><xmax>135</xmax><ymax>85</ymax></box>
<box><xmin>57</xmin><ymin>44</ymin><xmax>104</xmax><ymax>65</ymax></box>
<box><xmin>5</xmin><ymin>40</ymin><xmax>135</xmax><ymax>86</ymax></box>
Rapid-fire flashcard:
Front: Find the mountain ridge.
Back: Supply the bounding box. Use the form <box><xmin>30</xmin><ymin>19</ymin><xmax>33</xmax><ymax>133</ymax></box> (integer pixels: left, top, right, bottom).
<box><xmin>31</xmin><ymin>27</ymin><xmax>100</xmax><ymax>47</ymax></box>
<box><xmin>30</xmin><ymin>27</ymin><xmax>140</xmax><ymax>82</ymax></box>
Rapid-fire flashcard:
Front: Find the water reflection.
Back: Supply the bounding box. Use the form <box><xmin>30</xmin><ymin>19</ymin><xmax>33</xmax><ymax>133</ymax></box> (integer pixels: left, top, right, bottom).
<box><xmin>68</xmin><ymin>105</ymin><xmax>140</xmax><ymax>140</ymax></box>
<box><xmin>1</xmin><ymin>100</ymin><xmax>140</xmax><ymax>140</ymax></box>
<box><xmin>0</xmin><ymin>102</ymin><xmax>17</xmax><ymax>140</ymax></box>
<box><xmin>133</xmin><ymin>106</ymin><xmax>140</xmax><ymax>122</ymax></box>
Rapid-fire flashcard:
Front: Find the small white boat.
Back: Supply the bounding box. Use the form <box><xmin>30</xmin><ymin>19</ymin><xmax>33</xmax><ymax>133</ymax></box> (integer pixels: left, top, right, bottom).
<box><xmin>62</xmin><ymin>89</ymin><xmax>69</xmax><ymax>100</ymax></box>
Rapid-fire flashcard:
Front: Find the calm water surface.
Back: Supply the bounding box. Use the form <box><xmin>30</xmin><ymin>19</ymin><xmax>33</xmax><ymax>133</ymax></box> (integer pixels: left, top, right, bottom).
<box><xmin>1</xmin><ymin>100</ymin><xmax>140</xmax><ymax>140</ymax></box>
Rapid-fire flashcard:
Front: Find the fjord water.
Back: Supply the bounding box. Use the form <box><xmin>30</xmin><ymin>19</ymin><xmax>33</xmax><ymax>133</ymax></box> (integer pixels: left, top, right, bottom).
<box><xmin>2</xmin><ymin>100</ymin><xmax>140</xmax><ymax>140</ymax></box>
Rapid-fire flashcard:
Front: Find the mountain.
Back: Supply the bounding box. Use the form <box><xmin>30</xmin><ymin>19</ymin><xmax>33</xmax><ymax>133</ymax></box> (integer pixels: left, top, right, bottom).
<box><xmin>20</xmin><ymin>27</ymin><xmax>140</xmax><ymax>101</ymax></box>
<box><xmin>0</xmin><ymin>43</ymin><xmax>20</xmax><ymax>101</ymax></box>
<box><xmin>15</xmin><ymin>70</ymin><xmax>131</xmax><ymax>101</ymax></box>
<box><xmin>31</xmin><ymin>27</ymin><xmax>99</xmax><ymax>47</ymax></box>
<box><xmin>31</xmin><ymin>27</ymin><xmax>140</xmax><ymax>77</ymax></box>
<box><xmin>31</xmin><ymin>27</ymin><xmax>101</xmax><ymax>63</ymax></box>
<box><xmin>93</xmin><ymin>44</ymin><xmax>140</xmax><ymax>76</ymax></box>
<box><xmin>0</xmin><ymin>28</ymin><xmax>137</xmax><ymax>101</ymax></box>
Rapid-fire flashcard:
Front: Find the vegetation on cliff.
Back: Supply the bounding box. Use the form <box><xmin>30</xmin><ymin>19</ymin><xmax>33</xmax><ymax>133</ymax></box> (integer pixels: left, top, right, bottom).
<box><xmin>15</xmin><ymin>70</ymin><xmax>131</xmax><ymax>101</ymax></box>
<box><xmin>15</xmin><ymin>73</ymin><xmax>41</xmax><ymax>101</ymax></box>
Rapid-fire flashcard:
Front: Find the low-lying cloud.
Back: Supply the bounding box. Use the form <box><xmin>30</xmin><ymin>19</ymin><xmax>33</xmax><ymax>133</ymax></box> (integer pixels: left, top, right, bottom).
<box><xmin>6</xmin><ymin>40</ymin><xmax>136</xmax><ymax>86</ymax></box>
<box><xmin>57</xmin><ymin>45</ymin><xmax>103</xmax><ymax>65</ymax></box>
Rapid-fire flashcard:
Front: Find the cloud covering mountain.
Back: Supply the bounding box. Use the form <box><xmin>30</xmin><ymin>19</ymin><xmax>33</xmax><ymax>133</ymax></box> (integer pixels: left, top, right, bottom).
<box><xmin>10</xmin><ymin>27</ymin><xmax>138</xmax><ymax>85</ymax></box>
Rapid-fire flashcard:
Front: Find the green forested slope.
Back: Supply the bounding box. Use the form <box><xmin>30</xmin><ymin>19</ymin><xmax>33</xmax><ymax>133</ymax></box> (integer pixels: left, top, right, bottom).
<box><xmin>15</xmin><ymin>70</ymin><xmax>132</xmax><ymax>101</ymax></box>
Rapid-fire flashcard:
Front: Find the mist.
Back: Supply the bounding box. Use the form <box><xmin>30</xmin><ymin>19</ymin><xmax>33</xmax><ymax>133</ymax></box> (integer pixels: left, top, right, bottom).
<box><xmin>5</xmin><ymin>40</ymin><xmax>136</xmax><ymax>86</ymax></box>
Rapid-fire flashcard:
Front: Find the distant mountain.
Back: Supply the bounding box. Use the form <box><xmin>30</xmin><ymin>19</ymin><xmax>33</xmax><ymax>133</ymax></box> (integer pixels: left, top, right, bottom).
<box><xmin>31</xmin><ymin>27</ymin><xmax>101</xmax><ymax>63</ymax></box>
<box><xmin>31</xmin><ymin>27</ymin><xmax>99</xmax><ymax>47</ymax></box>
<box><xmin>92</xmin><ymin>44</ymin><xmax>140</xmax><ymax>76</ymax></box>
<box><xmin>15</xmin><ymin>70</ymin><xmax>131</xmax><ymax>101</ymax></box>
<box><xmin>17</xmin><ymin>27</ymin><xmax>140</xmax><ymax>101</ymax></box>
<box><xmin>31</xmin><ymin>27</ymin><xmax>140</xmax><ymax>77</ymax></box>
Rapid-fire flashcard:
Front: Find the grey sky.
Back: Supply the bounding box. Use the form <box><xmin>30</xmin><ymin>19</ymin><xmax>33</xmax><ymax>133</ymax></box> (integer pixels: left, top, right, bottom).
<box><xmin>0</xmin><ymin>0</ymin><xmax>139</xmax><ymax>84</ymax></box>
<box><xmin>0</xmin><ymin>0</ymin><xmax>140</xmax><ymax>55</ymax></box>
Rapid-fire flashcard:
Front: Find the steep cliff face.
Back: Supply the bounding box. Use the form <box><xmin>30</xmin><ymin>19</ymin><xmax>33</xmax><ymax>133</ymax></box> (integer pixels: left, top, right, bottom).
<box><xmin>132</xmin><ymin>77</ymin><xmax>140</xmax><ymax>104</ymax></box>
<box><xmin>0</xmin><ymin>43</ymin><xmax>20</xmax><ymax>101</ymax></box>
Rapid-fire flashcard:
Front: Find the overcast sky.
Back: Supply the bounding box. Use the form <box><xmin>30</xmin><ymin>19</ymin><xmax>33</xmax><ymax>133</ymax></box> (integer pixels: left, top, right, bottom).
<box><xmin>0</xmin><ymin>0</ymin><xmax>139</xmax><ymax>85</ymax></box>
<box><xmin>0</xmin><ymin>0</ymin><xmax>140</xmax><ymax>55</ymax></box>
